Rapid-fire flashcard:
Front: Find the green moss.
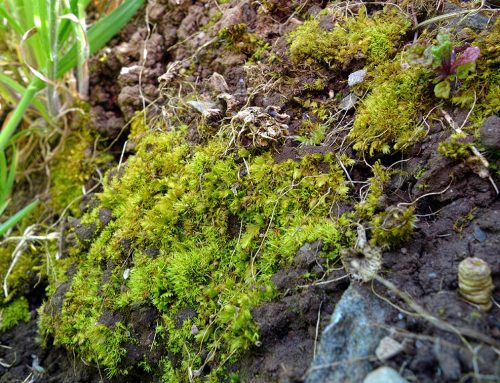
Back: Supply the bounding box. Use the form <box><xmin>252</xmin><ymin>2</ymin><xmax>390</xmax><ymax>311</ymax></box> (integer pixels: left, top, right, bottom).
<box><xmin>288</xmin><ymin>6</ymin><xmax>411</xmax><ymax>69</ymax></box>
<box><xmin>0</xmin><ymin>297</ymin><xmax>31</xmax><ymax>332</ymax></box>
<box><xmin>40</xmin><ymin>119</ymin><xmax>350</xmax><ymax>379</ymax></box>
<box><xmin>438</xmin><ymin>132</ymin><xmax>473</xmax><ymax>160</ymax></box>
<box><xmin>451</xmin><ymin>20</ymin><xmax>500</xmax><ymax>130</ymax></box>
<box><xmin>370</xmin><ymin>206</ymin><xmax>415</xmax><ymax>248</ymax></box>
<box><xmin>218</xmin><ymin>23</ymin><xmax>269</xmax><ymax>60</ymax></box>
<box><xmin>349</xmin><ymin>63</ymin><xmax>431</xmax><ymax>155</ymax></box>
<box><xmin>50</xmin><ymin>130</ymin><xmax>112</xmax><ymax>216</ymax></box>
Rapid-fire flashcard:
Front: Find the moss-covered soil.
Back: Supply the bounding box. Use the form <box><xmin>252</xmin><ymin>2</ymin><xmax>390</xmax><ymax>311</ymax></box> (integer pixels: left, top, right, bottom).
<box><xmin>1</xmin><ymin>1</ymin><xmax>499</xmax><ymax>382</ymax></box>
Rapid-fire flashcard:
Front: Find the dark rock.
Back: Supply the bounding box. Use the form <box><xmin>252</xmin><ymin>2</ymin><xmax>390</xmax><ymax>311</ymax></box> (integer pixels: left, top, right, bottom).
<box><xmin>479</xmin><ymin>115</ymin><xmax>500</xmax><ymax>150</ymax></box>
<box><xmin>410</xmin><ymin>342</ymin><xmax>437</xmax><ymax>372</ymax></box>
<box><xmin>173</xmin><ymin>308</ymin><xmax>197</xmax><ymax>328</ymax></box>
<box><xmin>305</xmin><ymin>284</ymin><xmax>389</xmax><ymax>383</ymax></box>
<box><xmin>98</xmin><ymin>207</ymin><xmax>113</xmax><ymax>227</ymax></box>
<box><xmin>294</xmin><ymin>241</ymin><xmax>322</xmax><ymax>269</ymax></box>
<box><xmin>74</xmin><ymin>222</ymin><xmax>97</xmax><ymax>244</ymax></box>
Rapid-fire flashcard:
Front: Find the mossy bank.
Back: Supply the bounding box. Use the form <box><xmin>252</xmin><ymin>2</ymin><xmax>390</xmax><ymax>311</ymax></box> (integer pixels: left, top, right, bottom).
<box><xmin>2</xmin><ymin>2</ymin><xmax>500</xmax><ymax>382</ymax></box>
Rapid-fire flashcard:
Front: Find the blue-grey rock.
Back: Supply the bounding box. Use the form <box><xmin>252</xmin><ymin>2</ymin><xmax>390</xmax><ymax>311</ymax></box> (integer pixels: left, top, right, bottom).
<box><xmin>363</xmin><ymin>367</ymin><xmax>409</xmax><ymax>383</ymax></box>
<box><xmin>305</xmin><ymin>284</ymin><xmax>389</xmax><ymax>383</ymax></box>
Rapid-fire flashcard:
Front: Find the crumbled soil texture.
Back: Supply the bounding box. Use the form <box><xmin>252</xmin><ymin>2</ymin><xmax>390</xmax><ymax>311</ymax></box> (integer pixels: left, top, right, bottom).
<box><xmin>2</xmin><ymin>1</ymin><xmax>499</xmax><ymax>383</ymax></box>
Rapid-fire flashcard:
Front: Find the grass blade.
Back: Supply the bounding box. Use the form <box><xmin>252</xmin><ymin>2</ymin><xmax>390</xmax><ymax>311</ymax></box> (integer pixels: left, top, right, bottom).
<box><xmin>0</xmin><ymin>73</ymin><xmax>50</xmax><ymax>121</ymax></box>
<box><xmin>57</xmin><ymin>0</ymin><xmax>144</xmax><ymax>77</ymax></box>
<box><xmin>0</xmin><ymin>199</ymin><xmax>38</xmax><ymax>237</ymax></box>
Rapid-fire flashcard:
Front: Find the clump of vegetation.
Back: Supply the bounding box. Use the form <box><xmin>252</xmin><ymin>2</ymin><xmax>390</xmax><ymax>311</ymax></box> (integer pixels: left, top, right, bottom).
<box><xmin>0</xmin><ymin>0</ymin><xmax>144</xmax><ymax>237</ymax></box>
<box><xmin>50</xmin><ymin>130</ymin><xmax>112</xmax><ymax>216</ymax></box>
<box><xmin>39</xmin><ymin>123</ymin><xmax>351</xmax><ymax>380</ymax></box>
<box><xmin>408</xmin><ymin>32</ymin><xmax>480</xmax><ymax>98</ymax></box>
<box><xmin>288</xmin><ymin>6</ymin><xmax>411</xmax><ymax>69</ymax></box>
<box><xmin>218</xmin><ymin>23</ymin><xmax>270</xmax><ymax>61</ymax></box>
<box><xmin>370</xmin><ymin>206</ymin><xmax>416</xmax><ymax>248</ymax></box>
<box><xmin>348</xmin><ymin>62</ymin><xmax>431</xmax><ymax>155</ymax></box>
<box><xmin>0</xmin><ymin>297</ymin><xmax>31</xmax><ymax>332</ymax></box>
<box><xmin>438</xmin><ymin>132</ymin><xmax>474</xmax><ymax>160</ymax></box>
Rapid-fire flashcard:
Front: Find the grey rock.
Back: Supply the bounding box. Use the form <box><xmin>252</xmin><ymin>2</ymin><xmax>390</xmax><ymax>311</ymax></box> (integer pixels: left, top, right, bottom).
<box><xmin>339</xmin><ymin>93</ymin><xmax>358</xmax><ymax>111</ymax></box>
<box><xmin>473</xmin><ymin>224</ymin><xmax>487</xmax><ymax>242</ymax></box>
<box><xmin>305</xmin><ymin>284</ymin><xmax>389</xmax><ymax>383</ymax></box>
<box><xmin>375</xmin><ymin>336</ymin><xmax>404</xmax><ymax>361</ymax></box>
<box><xmin>348</xmin><ymin>69</ymin><xmax>367</xmax><ymax>87</ymax></box>
<box><xmin>480</xmin><ymin>115</ymin><xmax>500</xmax><ymax>150</ymax></box>
<box><xmin>443</xmin><ymin>3</ymin><xmax>494</xmax><ymax>31</ymax></box>
<box><xmin>363</xmin><ymin>367</ymin><xmax>409</xmax><ymax>383</ymax></box>
<box><xmin>98</xmin><ymin>207</ymin><xmax>113</xmax><ymax>227</ymax></box>
<box><xmin>434</xmin><ymin>342</ymin><xmax>461</xmax><ymax>381</ymax></box>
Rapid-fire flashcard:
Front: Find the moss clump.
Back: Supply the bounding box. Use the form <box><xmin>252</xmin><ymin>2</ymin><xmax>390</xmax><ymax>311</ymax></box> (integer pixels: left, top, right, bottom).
<box><xmin>40</xmin><ymin>123</ymin><xmax>350</xmax><ymax>380</ymax></box>
<box><xmin>349</xmin><ymin>63</ymin><xmax>431</xmax><ymax>155</ymax></box>
<box><xmin>50</xmin><ymin>130</ymin><xmax>112</xmax><ymax>216</ymax></box>
<box><xmin>370</xmin><ymin>206</ymin><xmax>415</xmax><ymax>248</ymax></box>
<box><xmin>438</xmin><ymin>132</ymin><xmax>474</xmax><ymax>160</ymax></box>
<box><xmin>0</xmin><ymin>297</ymin><xmax>31</xmax><ymax>332</ymax></box>
<box><xmin>451</xmin><ymin>20</ymin><xmax>500</xmax><ymax>130</ymax></box>
<box><xmin>218</xmin><ymin>23</ymin><xmax>270</xmax><ymax>60</ymax></box>
<box><xmin>288</xmin><ymin>6</ymin><xmax>411</xmax><ymax>69</ymax></box>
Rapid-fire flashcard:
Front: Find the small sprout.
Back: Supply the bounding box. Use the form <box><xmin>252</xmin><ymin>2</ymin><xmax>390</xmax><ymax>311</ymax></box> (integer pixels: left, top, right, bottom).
<box><xmin>458</xmin><ymin>257</ymin><xmax>493</xmax><ymax>311</ymax></box>
<box><xmin>407</xmin><ymin>33</ymin><xmax>480</xmax><ymax>98</ymax></box>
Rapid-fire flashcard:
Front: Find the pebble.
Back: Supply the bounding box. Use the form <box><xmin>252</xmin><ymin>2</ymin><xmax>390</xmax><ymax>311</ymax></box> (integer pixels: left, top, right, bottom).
<box><xmin>363</xmin><ymin>367</ymin><xmax>409</xmax><ymax>383</ymax></box>
<box><xmin>348</xmin><ymin>69</ymin><xmax>367</xmax><ymax>87</ymax></box>
<box><xmin>375</xmin><ymin>336</ymin><xmax>404</xmax><ymax>361</ymax></box>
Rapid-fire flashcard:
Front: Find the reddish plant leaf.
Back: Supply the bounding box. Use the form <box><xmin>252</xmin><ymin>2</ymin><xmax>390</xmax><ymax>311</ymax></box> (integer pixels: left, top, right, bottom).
<box><xmin>451</xmin><ymin>46</ymin><xmax>480</xmax><ymax>73</ymax></box>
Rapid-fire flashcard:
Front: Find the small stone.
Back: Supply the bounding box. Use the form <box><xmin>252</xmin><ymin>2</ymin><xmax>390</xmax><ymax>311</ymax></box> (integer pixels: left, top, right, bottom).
<box><xmin>339</xmin><ymin>93</ymin><xmax>358</xmax><ymax>111</ymax></box>
<box><xmin>209</xmin><ymin>72</ymin><xmax>229</xmax><ymax>94</ymax></box>
<box><xmin>479</xmin><ymin>115</ymin><xmax>500</xmax><ymax>150</ymax></box>
<box><xmin>473</xmin><ymin>225</ymin><xmax>487</xmax><ymax>243</ymax></box>
<box><xmin>123</xmin><ymin>268</ymin><xmax>130</xmax><ymax>280</ymax></box>
<box><xmin>348</xmin><ymin>69</ymin><xmax>367</xmax><ymax>87</ymax></box>
<box><xmin>191</xmin><ymin>324</ymin><xmax>199</xmax><ymax>335</ymax></box>
<box><xmin>75</xmin><ymin>222</ymin><xmax>97</xmax><ymax>244</ymax></box>
<box><xmin>363</xmin><ymin>367</ymin><xmax>409</xmax><ymax>383</ymax></box>
<box><xmin>434</xmin><ymin>343</ymin><xmax>461</xmax><ymax>381</ymax></box>
<box><xmin>375</xmin><ymin>336</ymin><xmax>404</xmax><ymax>361</ymax></box>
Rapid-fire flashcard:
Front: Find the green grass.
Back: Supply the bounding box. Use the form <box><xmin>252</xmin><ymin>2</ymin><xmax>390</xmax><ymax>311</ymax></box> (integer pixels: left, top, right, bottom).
<box><xmin>0</xmin><ymin>0</ymin><xmax>144</xmax><ymax>237</ymax></box>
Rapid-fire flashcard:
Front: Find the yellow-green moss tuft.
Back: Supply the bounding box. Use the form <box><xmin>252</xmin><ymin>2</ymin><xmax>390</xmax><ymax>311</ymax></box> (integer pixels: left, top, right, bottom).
<box><xmin>0</xmin><ymin>297</ymin><xmax>31</xmax><ymax>332</ymax></box>
<box><xmin>50</xmin><ymin>131</ymin><xmax>112</xmax><ymax>216</ymax></box>
<box><xmin>40</xmin><ymin>122</ymin><xmax>351</xmax><ymax>379</ymax></box>
<box><xmin>288</xmin><ymin>6</ymin><xmax>411</xmax><ymax>69</ymax></box>
<box><xmin>349</xmin><ymin>63</ymin><xmax>431</xmax><ymax>155</ymax></box>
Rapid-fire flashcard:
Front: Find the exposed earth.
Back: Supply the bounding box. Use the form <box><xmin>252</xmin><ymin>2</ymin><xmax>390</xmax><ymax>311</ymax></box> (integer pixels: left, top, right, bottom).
<box><xmin>1</xmin><ymin>1</ymin><xmax>499</xmax><ymax>383</ymax></box>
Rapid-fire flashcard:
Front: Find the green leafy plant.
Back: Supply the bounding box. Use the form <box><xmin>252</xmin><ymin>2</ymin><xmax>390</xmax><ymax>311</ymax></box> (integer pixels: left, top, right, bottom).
<box><xmin>408</xmin><ymin>33</ymin><xmax>480</xmax><ymax>99</ymax></box>
<box><xmin>0</xmin><ymin>0</ymin><xmax>143</xmax><ymax>236</ymax></box>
